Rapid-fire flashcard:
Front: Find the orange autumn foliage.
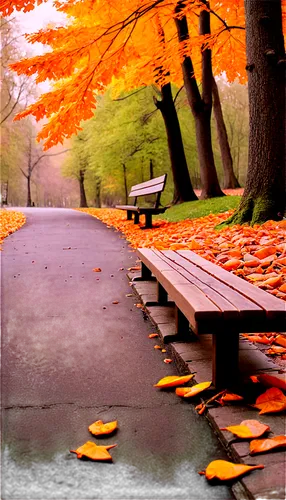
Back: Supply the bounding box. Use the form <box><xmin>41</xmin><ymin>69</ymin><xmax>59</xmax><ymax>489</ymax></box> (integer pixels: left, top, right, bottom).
<box><xmin>180</xmin><ymin>381</ymin><xmax>212</xmax><ymax>398</ymax></box>
<box><xmin>88</xmin><ymin>420</ymin><xmax>118</xmax><ymax>436</ymax></box>
<box><xmin>0</xmin><ymin>210</ymin><xmax>26</xmax><ymax>248</ymax></box>
<box><xmin>154</xmin><ymin>374</ymin><xmax>194</xmax><ymax>388</ymax></box>
<box><xmin>78</xmin><ymin>208</ymin><xmax>286</xmax><ymax>302</ymax></box>
<box><xmin>1</xmin><ymin>0</ymin><xmax>249</xmax><ymax>149</ymax></box>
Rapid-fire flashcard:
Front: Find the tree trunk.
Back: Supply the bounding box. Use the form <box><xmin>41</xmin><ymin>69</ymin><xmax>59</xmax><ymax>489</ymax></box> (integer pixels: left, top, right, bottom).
<box><xmin>123</xmin><ymin>163</ymin><xmax>128</xmax><ymax>204</ymax></box>
<box><xmin>95</xmin><ymin>177</ymin><xmax>101</xmax><ymax>208</ymax></box>
<box><xmin>27</xmin><ymin>175</ymin><xmax>32</xmax><ymax>207</ymax></box>
<box><xmin>212</xmin><ymin>78</ymin><xmax>240</xmax><ymax>189</ymax></box>
<box><xmin>174</xmin><ymin>4</ymin><xmax>224</xmax><ymax>199</ymax></box>
<box><xmin>155</xmin><ymin>82</ymin><xmax>198</xmax><ymax>203</ymax></box>
<box><xmin>149</xmin><ymin>159</ymin><xmax>154</xmax><ymax>180</ymax></box>
<box><xmin>79</xmin><ymin>169</ymin><xmax>88</xmax><ymax>207</ymax></box>
<box><xmin>225</xmin><ymin>0</ymin><xmax>285</xmax><ymax>225</ymax></box>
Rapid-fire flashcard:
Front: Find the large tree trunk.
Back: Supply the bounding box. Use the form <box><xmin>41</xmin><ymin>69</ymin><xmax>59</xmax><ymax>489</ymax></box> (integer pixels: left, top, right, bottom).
<box><xmin>212</xmin><ymin>78</ymin><xmax>240</xmax><ymax>189</ymax></box>
<box><xmin>174</xmin><ymin>5</ymin><xmax>224</xmax><ymax>199</ymax></box>
<box><xmin>155</xmin><ymin>82</ymin><xmax>198</xmax><ymax>203</ymax></box>
<box><xmin>79</xmin><ymin>169</ymin><xmax>88</xmax><ymax>207</ymax></box>
<box><xmin>27</xmin><ymin>175</ymin><xmax>32</xmax><ymax>207</ymax></box>
<box><xmin>225</xmin><ymin>0</ymin><xmax>285</xmax><ymax>225</ymax></box>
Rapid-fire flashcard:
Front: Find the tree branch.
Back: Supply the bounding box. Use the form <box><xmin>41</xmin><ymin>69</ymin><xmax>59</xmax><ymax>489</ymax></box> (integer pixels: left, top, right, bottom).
<box><xmin>113</xmin><ymin>87</ymin><xmax>146</xmax><ymax>101</ymax></box>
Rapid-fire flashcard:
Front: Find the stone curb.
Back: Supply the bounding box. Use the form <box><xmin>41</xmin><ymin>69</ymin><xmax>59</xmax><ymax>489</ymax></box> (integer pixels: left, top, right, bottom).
<box><xmin>128</xmin><ymin>271</ymin><xmax>286</xmax><ymax>500</ymax></box>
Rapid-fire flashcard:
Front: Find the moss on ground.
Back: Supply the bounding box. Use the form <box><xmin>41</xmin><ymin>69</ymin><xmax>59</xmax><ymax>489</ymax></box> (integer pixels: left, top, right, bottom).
<box><xmin>156</xmin><ymin>196</ymin><xmax>241</xmax><ymax>223</ymax></box>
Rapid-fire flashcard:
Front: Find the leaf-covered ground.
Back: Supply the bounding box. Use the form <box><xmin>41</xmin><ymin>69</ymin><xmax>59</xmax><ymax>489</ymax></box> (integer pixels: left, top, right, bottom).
<box><xmin>0</xmin><ymin>210</ymin><xmax>26</xmax><ymax>248</ymax></box>
<box><xmin>78</xmin><ymin>208</ymin><xmax>286</xmax><ymax>302</ymax></box>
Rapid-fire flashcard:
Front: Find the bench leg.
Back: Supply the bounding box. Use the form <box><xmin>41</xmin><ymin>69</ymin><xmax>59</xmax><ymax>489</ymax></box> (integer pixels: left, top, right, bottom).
<box><xmin>157</xmin><ymin>282</ymin><xmax>168</xmax><ymax>304</ymax></box>
<box><xmin>134</xmin><ymin>212</ymin><xmax>140</xmax><ymax>224</ymax></box>
<box><xmin>144</xmin><ymin>213</ymin><xmax>152</xmax><ymax>229</ymax></box>
<box><xmin>127</xmin><ymin>211</ymin><xmax>132</xmax><ymax>220</ymax></box>
<box><xmin>175</xmin><ymin>307</ymin><xmax>190</xmax><ymax>339</ymax></box>
<box><xmin>141</xmin><ymin>262</ymin><xmax>152</xmax><ymax>280</ymax></box>
<box><xmin>212</xmin><ymin>331</ymin><xmax>239</xmax><ymax>389</ymax></box>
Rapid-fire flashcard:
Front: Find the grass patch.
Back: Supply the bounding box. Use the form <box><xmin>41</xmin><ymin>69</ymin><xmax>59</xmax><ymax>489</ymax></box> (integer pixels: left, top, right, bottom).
<box><xmin>157</xmin><ymin>195</ymin><xmax>241</xmax><ymax>222</ymax></box>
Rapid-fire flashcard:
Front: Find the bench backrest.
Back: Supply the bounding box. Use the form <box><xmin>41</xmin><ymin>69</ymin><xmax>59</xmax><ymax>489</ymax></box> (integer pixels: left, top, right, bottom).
<box><xmin>129</xmin><ymin>174</ymin><xmax>167</xmax><ymax>208</ymax></box>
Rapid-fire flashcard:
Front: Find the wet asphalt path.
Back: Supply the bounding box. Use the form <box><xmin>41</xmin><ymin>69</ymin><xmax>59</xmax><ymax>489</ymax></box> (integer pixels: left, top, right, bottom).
<box><xmin>1</xmin><ymin>208</ymin><xmax>232</xmax><ymax>500</ymax></box>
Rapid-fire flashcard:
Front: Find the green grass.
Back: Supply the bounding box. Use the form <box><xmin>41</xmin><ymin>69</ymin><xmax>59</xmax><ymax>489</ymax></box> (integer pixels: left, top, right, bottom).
<box><xmin>156</xmin><ymin>195</ymin><xmax>241</xmax><ymax>222</ymax></box>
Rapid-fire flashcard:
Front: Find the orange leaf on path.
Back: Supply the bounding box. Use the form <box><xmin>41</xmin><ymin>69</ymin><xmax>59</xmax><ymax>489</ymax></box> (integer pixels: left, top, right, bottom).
<box><xmin>182</xmin><ymin>381</ymin><xmax>212</xmax><ymax>398</ymax></box>
<box><xmin>223</xmin><ymin>259</ymin><xmax>242</xmax><ymax>271</ymax></box>
<box><xmin>249</xmin><ymin>436</ymin><xmax>286</xmax><ymax>455</ymax></box>
<box><xmin>202</xmin><ymin>460</ymin><xmax>264</xmax><ymax>481</ymax></box>
<box><xmin>221</xmin><ymin>420</ymin><xmax>270</xmax><ymax>439</ymax></box>
<box><xmin>176</xmin><ymin>387</ymin><xmax>196</xmax><ymax>397</ymax></box>
<box><xmin>163</xmin><ymin>358</ymin><xmax>173</xmax><ymax>363</ymax></box>
<box><xmin>88</xmin><ymin>420</ymin><xmax>118</xmax><ymax>436</ymax></box>
<box><xmin>274</xmin><ymin>335</ymin><xmax>286</xmax><ymax>348</ymax></box>
<box><xmin>255</xmin><ymin>373</ymin><xmax>286</xmax><ymax>391</ymax></box>
<box><xmin>148</xmin><ymin>333</ymin><xmax>158</xmax><ymax>338</ymax></box>
<box><xmin>93</xmin><ymin>268</ymin><xmax>101</xmax><ymax>272</ymax></box>
<box><xmin>253</xmin><ymin>387</ymin><xmax>286</xmax><ymax>414</ymax></box>
<box><xmin>154</xmin><ymin>374</ymin><xmax>194</xmax><ymax>388</ymax></box>
<box><xmin>70</xmin><ymin>441</ymin><xmax>117</xmax><ymax>461</ymax></box>
<box><xmin>154</xmin><ymin>345</ymin><xmax>161</xmax><ymax>350</ymax></box>
<box><xmin>218</xmin><ymin>393</ymin><xmax>244</xmax><ymax>404</ymax></box>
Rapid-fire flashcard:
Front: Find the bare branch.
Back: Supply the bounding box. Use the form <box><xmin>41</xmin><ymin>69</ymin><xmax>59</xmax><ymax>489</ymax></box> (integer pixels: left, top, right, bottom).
<box><xmin>113</xmin><ymin>87</ymin><xmax>146</xmax><ymax>101</ymax></box>
<box><xmin>31</xmin><ymin>149</ymin><xmax>71</xmax><ymax>171</ymax></box>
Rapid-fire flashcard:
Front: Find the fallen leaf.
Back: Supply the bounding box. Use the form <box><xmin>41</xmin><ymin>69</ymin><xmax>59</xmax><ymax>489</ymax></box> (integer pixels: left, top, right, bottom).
<box><xmin>161</xmin><ymin>349</ymin><xmax>167</xmax><ymax>353</ymax></box>
<box><xmin>182</xmin><ymin>381</ymin><xmax>212</xmax><ymax>398</ymax></box>
<box><xmin>148</xmin><ymin>333</ymin><xmax>159</xmax><ymax>338</ymax></box>
<box><xmin>88</xmin><ymin>420</ymin><xmax>118</xmax><ymax>436</ymax></box>
<box><xmin>70</xmin><ymin>441</ymin><xmax>117</xmax><ymax>461</ymax></box>
<box><xmin>266</xmin><ymin>346</ymin><xmax>286</xmax><ymax>355</ymax></box>
<box><xmin>274</xmin><ymin>335</ymin><xmax>286</xmax><ymax>348</ymax></box>
<box><xmin>255</xmin><ymin>373</ymin><xmax>286</xmax><ymax>391</ymax></box>
<box><xmin>201</xmin><ymin>460</ymin><xmax>264</xmax><ymax>481</ymax></box>
<box><xmin>154</xmin><ymin>374</ymin><xmax>194</xmax><ymax>388</ymax></box>
<box><xmin>218</xmin><ymin>392</ymin><xmax>244</xmax><ymax>404</ymax></box>
<box><xmin>253</xmin><ymin>387</ymin><xmax>286</xmax><ymax>414</ymax></box>
<box><xmin>163</xmin><ymin>358</ymin><xmax>173</xmax><ymax>364</ymax></box>
<box><xmin>126</xmin><ymin>294</ymin><xmax>133</xmax><ymax>297</ymax></box>
<box><xmin>93</xmin><ymin>268</ymin><xmax>101</xmax><ymax>272</ymax></box>
<box><xmin>221</xmin><ymin>420</ymin><xmax>270</xmax><ymax>439</ymax></box>
<box><xmin>249</xmin><ymin>435</ymin><xmax>286</xmax><ymax>455</ymax></box>
<box><xmin>154</xmin><ymin>345</ymin><xmax>161</xmax><ymax>350</ymax></box>
<box><xmin>112</xmin><ymin>301</ymin><xmax>119</xmax><ymax>304</ymax></box>
<box><xmin>128</xmin><ymin>266</ymin><xmax>141</xmax><ymax>271</ymax></box>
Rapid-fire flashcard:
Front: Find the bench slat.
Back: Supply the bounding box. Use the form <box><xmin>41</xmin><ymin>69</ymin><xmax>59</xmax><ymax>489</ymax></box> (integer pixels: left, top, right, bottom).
<box><xmin>115</xmin><ymin>205</ymin><xmax>138</xmax><ymax>211</ymax></box>
<box><xmin>129</xmin><ymin>175</ymin><xmax>166</xmax><ymax>194</ymax></box>
<box><xmin>160</xmin><ymin>250</ymin><xmax>263</xmax><ymax>317</ymax></box>
<box><xmin>130</xmin><ymin>182</ymin><xmax>165</xmax><ymax>198</ymax></box>
<box><xmin>177</xmin><ymin>250</ymin><xmax>286</xmax><ymax>321</ymax></box>
<box><xmin>137</xmin><ymin>249</ymin><xmax>222</xmax><ymax>329</ymax></box>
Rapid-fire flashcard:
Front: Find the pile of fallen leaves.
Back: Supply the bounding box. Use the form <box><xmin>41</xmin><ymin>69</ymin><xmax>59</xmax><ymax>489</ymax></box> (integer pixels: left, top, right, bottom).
<box><xmin>77</xmin><ymin>208</ymin><xmax>286</xmax><ymax>302</ymax></box>
<box><xmin>0</xmin><ymin>209</ymin><xmax>26</xmax><ymax>248</ymax></box>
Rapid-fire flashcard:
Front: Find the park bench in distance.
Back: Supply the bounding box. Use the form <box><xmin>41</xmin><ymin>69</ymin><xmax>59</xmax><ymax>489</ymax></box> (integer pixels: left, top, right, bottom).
<box><xmin>135</xmin><ymin>248</ymin><xmax>286</xmax><ymax>388</ymax></box>
<box><xmin>116</xmin><ymin>174</ymin><xmax>167</xmax><ymax>229</ymax></box>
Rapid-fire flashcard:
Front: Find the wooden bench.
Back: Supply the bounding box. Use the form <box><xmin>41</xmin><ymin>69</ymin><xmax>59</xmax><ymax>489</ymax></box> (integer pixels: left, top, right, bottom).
<box><xmin>136</xmin><ymin>248</ymin><xmax>286</xmax><ymax>388</ymax></box>
<box><xmin>116</xmin><ymin>174</ymin><xmax>167</xmax><ymax>229</ymax></box>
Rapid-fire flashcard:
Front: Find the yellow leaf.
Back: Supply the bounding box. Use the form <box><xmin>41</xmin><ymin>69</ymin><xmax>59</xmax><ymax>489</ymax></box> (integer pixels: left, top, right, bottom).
<box><xmin>203</xmin><ymin>460</ymin><xmax>264</xmax><ymax>481</ymax></box>
<box><xmin>70</xmin><ymin>441</ymin><xmax>117</xmax><ymax>461</ymax></box>
<box><xmin>88</xmin><ymin>420</ymin><xmax>118</xmax><ymax>436</ymax></box>
<box><xmin>183</xmin><ymin>381</ymin><xmax>212</xmax><ymax>398</ymax></box>
<box><xmin>221</xmin><ymin>420</ymin><xmax>270</xmax><ymax>439</ymax></box>
<box><xmin>154</xmin><ymin>374</ymin><xmax>194</xmax><ymax>388</ymax></box>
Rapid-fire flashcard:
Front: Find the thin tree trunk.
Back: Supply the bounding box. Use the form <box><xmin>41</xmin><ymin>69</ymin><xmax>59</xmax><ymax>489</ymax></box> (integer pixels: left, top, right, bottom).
<box><xmin>149</xmin><ymin>159</ymin><xmax>154</xmax><ymax>180</ymax></box>
<box><xmin>79</xmin><ymin>169</ymin><xmax>88</xmax><ymax>207</ymax></box>
<box><xmin>212</xmin><ymin>78</ymin><xmax>240</xmax><ymax>189</ymax></box>
<box><xmin>95</xmin><ymin>177</ymin><xmax>101</xmax><ymax>208</ymax></box>
<box><xmin>27</xmin><ymin>175</ymin><xmax>32</xmax><ymax>207</ymax></box>
<box><xmin>224</xmin><ymin>0</ymin><xmax>285</xmax><ymax>225</ymax></box>
<box><xmin>174</xmin><ymin>3</ymin><xmax>224</xmax><ymax>199</ymax></box>
<box><xmin>122</xmin><ymin>163</ymin><xmax>128</xmax><ymax>204</ymax></box>
<box><xmin>155</xmin><ymin>83</ymin><xmax>198</xmax><ymax>203</ymax></box>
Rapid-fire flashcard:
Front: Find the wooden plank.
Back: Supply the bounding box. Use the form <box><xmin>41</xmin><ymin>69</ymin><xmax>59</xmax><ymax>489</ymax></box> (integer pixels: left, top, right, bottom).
<box><xmin>177</xmin><ymin>250</ymin><xmax>286</xmax><ymax>323</ymax></box>
<box><xmin>115</xmin><ymin>205</ymin><xmax>137</xmax><ymax>211</ymax></box>
<box><xmin>129</xmin><ymin>174</ymin><xmax>166</xmax><ymax>193</ymax></box>
<box><xmin>159</xmin><ymin>250</ymin><xmax>263</xmax><ymax>321</ymax></box>
<box><xmin>137</xmin><ymin>249</ymin><xmax>222</xmax><ymax>330</ymax></box>
<box><xmin>137</xmin><ymin>207</ymin><xmax>166</xmax><ymax>214</ymax></box>
<box><xmin>130</xmin><ymin>182</ymin><xmax>165</xmax><ymax>198</ymax></box>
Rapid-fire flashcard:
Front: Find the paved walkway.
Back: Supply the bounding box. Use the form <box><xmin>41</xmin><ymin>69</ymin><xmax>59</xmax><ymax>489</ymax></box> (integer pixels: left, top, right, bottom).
<box><xmin>2</xmin><ymin>208</ymin><xmax>232</xmax><ymax>500</ymax></box>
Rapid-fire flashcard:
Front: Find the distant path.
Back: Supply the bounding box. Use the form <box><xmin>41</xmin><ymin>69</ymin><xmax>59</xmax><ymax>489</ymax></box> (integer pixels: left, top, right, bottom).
<box><xmin>2</xmin><ymin>208</ymin><xmax>231</xmax><ymax>500</ymax></box>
